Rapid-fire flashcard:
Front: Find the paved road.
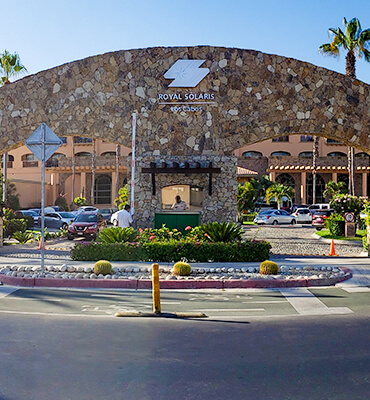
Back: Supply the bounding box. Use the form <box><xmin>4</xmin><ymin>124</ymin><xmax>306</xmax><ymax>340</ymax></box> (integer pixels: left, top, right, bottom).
<box><xmin>0</xmin><ymin>286</ymin><xmax>369</xmax><ymax>400</ymax></box>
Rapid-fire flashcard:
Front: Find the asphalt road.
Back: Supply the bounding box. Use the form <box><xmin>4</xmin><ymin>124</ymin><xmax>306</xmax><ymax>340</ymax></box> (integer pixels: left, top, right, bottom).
<box><xmin>0</xmin><ymin>286</ymin><xmax>369</xmax><ymax>400</ymax></box>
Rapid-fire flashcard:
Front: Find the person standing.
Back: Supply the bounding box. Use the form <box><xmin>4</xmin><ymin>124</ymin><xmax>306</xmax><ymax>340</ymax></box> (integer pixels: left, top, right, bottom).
<box><xmin>116</xmin><ymin>204</ymin><xmax>133</xmax><ymax>228</ymax></box>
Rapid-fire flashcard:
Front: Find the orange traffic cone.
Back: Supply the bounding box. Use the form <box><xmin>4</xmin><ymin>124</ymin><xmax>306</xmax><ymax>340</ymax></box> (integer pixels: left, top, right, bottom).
<box><xmin>38</xmin><ymin>239</ymin><xmax>46</xmax><ymax>250</ymax></box>
<box><xmin>329</xmin><ymin>239</ymin><xmax>336</xmax><ymax>256</ymax></box>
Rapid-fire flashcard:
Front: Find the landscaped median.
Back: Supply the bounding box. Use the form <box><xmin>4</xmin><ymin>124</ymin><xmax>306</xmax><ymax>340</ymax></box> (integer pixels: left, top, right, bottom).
<box><xmin>0</xmin><ymin>263</ymin><xmax>352</xmax><ymax>289</ymax></box>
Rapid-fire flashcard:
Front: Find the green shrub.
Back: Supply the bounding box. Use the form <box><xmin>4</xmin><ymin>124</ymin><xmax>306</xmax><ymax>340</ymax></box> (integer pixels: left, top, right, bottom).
<box><xmin>139</xmin><ymin>225</ymin><xmax>183</xmax><ymax>243</ymax></box>
<box><xmin>71</xmin><ymin>240</ymin><xmax>271</xmax><ymax>262</ymax></box>
<box><xmin>326</xmin><ymin>214</ymin><xmax>345</xmax><ymax>236</ymax></box>
<box><xmin>3</xmin><ymin>218</ymin><xmax>27</xmax><ymax>237</ymax></box>
<box><xmin>55</xmin><ymin>194</ymin><xmax>69</xmax><ymax>211</ymax></box>
<box><xmin>363</xmin><ymin>236</ymin><xmax>368</xmax><ymax>252</ymax></box>
<box><xmin>94</xmin><ymin>260</ymin><xmax>113</xmax><ymax>275</ymax></box>
<box><xmin>173</xmin><ymin>261</ymin><xmax>192</xmax><ymax>276</ymax></box>
<box><xmin>12</xmin><ymin>230</ymin><xmax>34</xmax><ymax>244</ymax></box>
<box><xmin>15</xmin><ymin>215</ymin><xmax>34</xmax><ymax>229</ymax></box>
<box><xmin>243</xmin><ymin>213</ymin><xmax>257</xmax><ymax>222</ymax></box>
<box><xmin>199</xmin><ymin>222</ymin><xmax>243</xmax><ymax>243</ymax></box>
<box><xmin>98</xmin><ymin>227</ymin><xmax>138</xmax><ymax>243</ymax></box>
<box><xmin>259</xmin><ymin>260</ymin><xmax>279</xmax><ymax>275</ymax></box>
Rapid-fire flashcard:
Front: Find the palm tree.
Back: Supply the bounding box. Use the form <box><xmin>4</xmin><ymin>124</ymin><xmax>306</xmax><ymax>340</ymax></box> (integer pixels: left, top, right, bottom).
<box><xmin>319</xmin><ymin>17</ymin><xmax>370</xmax><ymax>195</ymax></box>
<box><xmin>323</xmin><ymin>180</ymin><xmax>347</xmax><ymax>199</ymax></box>
<box><xmin>91</xmin><ymin>139</ymin><xmax>96</xmax><ymax>205</ymax></box>
<box><xmin>0</xmin><ymin>50</ymin><xmax>27</xmax><ymax>205</ymax></box>
<box><xmin>0</xmin><ymin>50</ymin><xmax>27</xmax><ymax>84</ymax></box>
<box><xmin>266</xmin><ymin>183</ymin><xmax>294</xmax><ymax>210</ymax></box>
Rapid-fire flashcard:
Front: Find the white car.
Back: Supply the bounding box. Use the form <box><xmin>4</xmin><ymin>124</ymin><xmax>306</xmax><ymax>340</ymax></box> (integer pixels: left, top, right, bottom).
<box><xmin>254</xmin><ymin>210</ymin><xmax>297</xmax><ymax>225</ymax></box>
<box><xmin>77</xmin><ymin>206</ymin><xmax>99</xmax><ymax>213</ymax></box>
<box><xmin>291</xmin><ymin>208</ymin><xmax>312</xmax><ymax>224</ymax></box>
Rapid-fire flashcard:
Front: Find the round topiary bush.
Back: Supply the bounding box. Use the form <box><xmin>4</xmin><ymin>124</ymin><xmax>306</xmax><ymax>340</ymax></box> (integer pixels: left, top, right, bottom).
<box><xmin>259</xmin><ymin>260</ymin><xmax>279</xmax><ymax>275</ymax></box>
<box><xmin>173</xmin><ymin>261</ymin><xmax>192</xmax><ymax>276</ymax></box>
<box><xmin>94</xmin><ymin>260</ymin><xmax>113</xmax><ymax>275</ymax></box>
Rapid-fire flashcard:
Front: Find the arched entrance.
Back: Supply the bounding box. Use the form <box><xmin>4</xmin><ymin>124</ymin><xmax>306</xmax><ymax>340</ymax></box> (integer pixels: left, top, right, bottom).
<box><xmin>0</xmin><ymin>46</ymin><xmax>369</xmax><ymax>227</ymax></box>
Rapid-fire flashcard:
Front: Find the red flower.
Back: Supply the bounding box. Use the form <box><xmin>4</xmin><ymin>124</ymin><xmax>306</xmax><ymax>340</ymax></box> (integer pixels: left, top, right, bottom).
<box><xmin>149</xmin><ymin>235</ymin><xmax>155</xmax><ymax>240</ymax></box>
<box><xmin>185</xmin><ymin>226</ymin><xmax>192</xmax><ymax>231</ymax></box>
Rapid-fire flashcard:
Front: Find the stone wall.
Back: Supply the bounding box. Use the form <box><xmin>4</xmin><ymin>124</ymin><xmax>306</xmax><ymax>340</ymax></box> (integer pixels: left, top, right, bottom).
<box><xmin>0</xmin><ymin>46</ymin><xmax>369</xmax><ymax>226</ymax></box>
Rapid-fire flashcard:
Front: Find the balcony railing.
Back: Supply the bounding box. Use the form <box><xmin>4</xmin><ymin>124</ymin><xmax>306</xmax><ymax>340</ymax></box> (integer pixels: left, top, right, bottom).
<box><xmin>22</xmin><ymin>161</ymin><xmax>39</xmax><ymax>168</ymax></box>
<box><xmin>47</xmin><ymin>156</ymin><xmax>122</xmax><ymax>169</ymax></box>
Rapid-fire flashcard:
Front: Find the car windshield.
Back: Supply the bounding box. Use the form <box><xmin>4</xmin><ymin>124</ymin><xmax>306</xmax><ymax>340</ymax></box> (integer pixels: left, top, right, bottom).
<box><xmin>75</xmin><ymin>213</ymin><xmax>98</xmax><ymax>223</ymax></box>
<box><xmin>98</xmin><ymin>209</ymin><xmax>111</xmax><ymax>214</ymax></box>
<box><xmin>60</xmin><ymin>212</ymin><xmax>75</xmax><ymax>218</ymax></box>
<box><xmin>259</xmin><ymin>210</ymin><xmax>273</xmax><ymax>215</ymax></box>
<box><xmin>23</xmin><ymin>210</ymin><xmax>37</xmax><ymax>216</ymax></box>
<box><xmin>315</xmin><ymin>211</ymin><xmax>331</xmax><ymax>216</ymax></box>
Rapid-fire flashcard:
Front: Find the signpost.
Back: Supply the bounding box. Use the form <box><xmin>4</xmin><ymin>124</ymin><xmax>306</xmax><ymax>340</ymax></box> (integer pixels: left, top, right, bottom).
<box><xmin>25</xmin><ymin>123</ymin><xmax>62</xmax><ymax>273</ymax></box>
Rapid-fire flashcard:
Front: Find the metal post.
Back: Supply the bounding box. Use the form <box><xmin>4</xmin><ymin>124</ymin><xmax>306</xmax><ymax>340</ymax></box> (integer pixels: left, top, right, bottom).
<box><xmin>40</xmin><ymin>125</ymin><xmax>45</xmax><ymax>274</ymax></box>
<box><xmin>131</xmin><ymin>113</ymin><xmax>136</xmax><ymax>215</ymax></box>
<box><xmin>152</xmin><ymin>263</ymin><xmax>161</xmax><ymax>314</ymax></box>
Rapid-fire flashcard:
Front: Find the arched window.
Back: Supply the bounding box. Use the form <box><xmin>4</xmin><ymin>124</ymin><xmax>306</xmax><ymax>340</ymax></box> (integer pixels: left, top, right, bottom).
<box><xmin>46</xmin><ymin>153</ymin><xmax>66</xmax><ymax>167</ymax></box>
<box><xmin>21</xmin><ymin>154</ymin><xmax>38</xmax><ymax>168</ymax></box>
<box><xmin>75</xmin><ymin>152</ymin><xmax>92</xmax><ymax>157</ymax></box>
<box><xmin>7</xmin><ymin>154</ymin><xmax>14</xmax><ymax>168</ymax></box>
<box><xmin>355</xmin><ymin>152</ymin><xmax>370</xmax><ymax>159</ymax></box>
<box><xmin>271</xmin><ymin>151</ymin><xmax>291</xmax><ymax>157</ymax></box>
<box><xmin>242</xmin><ymin>151</ymin><xmax>263</xmax><ymax>158</ymax></box>
<box><xmin>306</xmin><ymin>174</ymin><xmax>325</xmax><ymax>204</ymax></box>
<box><xmin>299</xmin><ymin>151</ymin><xmax>313</xmax><ymax>158</ymax></box>
<box><xmin>275</xmin><ymin>173</ymin><xmax>295</xmax><ymax>188</ymax></box>
<box><xmin>327</xmin><ymin>152</ymin><xmax>347</xmax><ymax>158</ymax></box>
<box><xmin>94</xmin><ymin>174</ymin><xmax>112</xmax><ymax>204</ymax></box>
<box><xmin>101</xmin><ymin>151</ymin><xmax>116</xmax><ymax>157</ymax></box>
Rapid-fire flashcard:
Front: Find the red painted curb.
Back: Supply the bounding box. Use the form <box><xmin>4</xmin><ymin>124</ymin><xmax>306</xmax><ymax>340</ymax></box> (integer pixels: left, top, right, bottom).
<box><xmin>0</xmin><ymin>267</ymin><xmax>353</xmax><ymax>289</ymax></box>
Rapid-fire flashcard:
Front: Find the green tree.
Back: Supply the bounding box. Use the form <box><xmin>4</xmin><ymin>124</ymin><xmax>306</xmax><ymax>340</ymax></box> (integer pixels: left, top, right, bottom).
<box><xmin>0</xmin><ymin>50</ymin><xmax>27</xmax><ymax>84</ymax></box>
<box><xmin>0</xmin><ymin>172</ymin><xmax>20</xmax><ymax>210</ymax></box>
<box><xmin>319</xmin><ymin>18</ymin><xmax>370</xmax><ymax>195</ymax></box>
<box><xmin>323</xmin><ymin>181</ymin><xmax>347</xmax><ymax>199</ymax></box>
<box><xmin>114</xmin><ymin>185</ymin><xmax>128</xmax><ymax>210</ymax></box>
<box><xmin>266</xmin><ymin>183</ymin><xmax>294</xmax><ymax>209</ymax></box>
<box><xmin>237</xmin><ymin>182</ymin><xmax>257</xmax><ymax>214</ymax></box>
<box><xmin>250</xmin><ymin>175</ymin><xmax>274</xmax><ymax>202</ymax></box>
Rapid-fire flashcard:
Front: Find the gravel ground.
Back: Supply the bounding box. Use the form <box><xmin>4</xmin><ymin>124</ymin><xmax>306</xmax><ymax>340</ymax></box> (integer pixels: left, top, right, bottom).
<box><xmin>244</xmin><ymin>225</ymin><xmax>365</xmax><ymax>256</ymax></box>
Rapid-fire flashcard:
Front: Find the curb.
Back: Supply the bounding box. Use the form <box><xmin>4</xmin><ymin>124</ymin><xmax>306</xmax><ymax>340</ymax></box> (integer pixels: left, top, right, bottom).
<box><xmin>0</xmin><ymin>267</ymin><xmax>353</xmax><ymax>289</ymax></box>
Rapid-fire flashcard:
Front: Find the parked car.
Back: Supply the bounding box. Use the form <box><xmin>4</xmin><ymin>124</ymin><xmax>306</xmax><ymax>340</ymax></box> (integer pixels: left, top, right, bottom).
<box><xmin>254</xmin><ymin>210</ymin><xmax>297</xmax><ymax>225</ymax></box>
<box><xmin>67</xmin><ymin>212</ymin><xmax>106</xmax><ymax>240</ymax></box>
<box><xmin>291</xmin><ymin>208</ymin><xmax>312</xmax><ymax>224</ymax></box>
<box><xmin>312</xmin><ymin>209</ymin><xmax>333</xmax><ymax>230</ymax></box>
<box><xmin>38</xmin><ymin>212</ymin><xmax>71</xmax><ymax>230</ymax></box>
<box><xmin>77</xmin><ymin>206</ymin><xmax>99</xmax><ymax>213</ymax></box>
<box><xmin>309</xmin><ymin>203</ymin><xmax>330</xmax><ymax>211</ymax></box>
<box><xmin>14</xmin><ymin>210</ymin><xmax>39</xmax><ymax>225</ymax></box>
<box><xmin>98</xmin><ymin>208</ymin><xmax>117</xmax><ymax>224</ymax></box>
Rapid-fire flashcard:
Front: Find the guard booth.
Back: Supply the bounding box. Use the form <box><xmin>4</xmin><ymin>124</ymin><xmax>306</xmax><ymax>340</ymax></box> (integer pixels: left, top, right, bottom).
<box><xmin>143</xmin><ymin>160</ymin><xmax>220</xmax><ymax>233</ymax></box>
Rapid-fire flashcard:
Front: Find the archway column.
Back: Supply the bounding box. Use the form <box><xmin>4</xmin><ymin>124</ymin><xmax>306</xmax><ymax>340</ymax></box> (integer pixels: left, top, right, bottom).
<box><xmin>362</xmin><ymin>172</ymin><xmax>368</xmax><ymax>197</ymax></box>
<box><xmin>300</xmin><ymin>171</ymin><xmax>307</xmax><ymax>204</ymax></box>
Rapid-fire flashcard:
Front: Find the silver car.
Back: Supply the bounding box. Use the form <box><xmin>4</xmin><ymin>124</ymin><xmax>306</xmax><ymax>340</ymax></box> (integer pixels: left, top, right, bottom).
<box><xmin>254</xmin><ymin>210</ymin><xmax>297</xmax><ymax>225</ymax></box>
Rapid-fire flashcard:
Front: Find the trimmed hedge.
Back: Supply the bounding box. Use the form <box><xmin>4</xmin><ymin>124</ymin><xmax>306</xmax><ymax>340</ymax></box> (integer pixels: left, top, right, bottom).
<box><xmin>70</xmin><ymin>240</ymin><xmax>271</xmax><ymax>262</ymax></box>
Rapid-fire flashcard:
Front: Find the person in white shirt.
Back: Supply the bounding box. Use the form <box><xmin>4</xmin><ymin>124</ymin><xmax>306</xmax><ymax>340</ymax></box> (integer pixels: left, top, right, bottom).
<box><xmin>171</xmin><ymin>195</ymin><xmax>188</xmax><ymax>211</ymax></box>
<box><xmin>116</xmin><ymin>204</ymin><xmax>133</xmax><ymax>228</ymax></box>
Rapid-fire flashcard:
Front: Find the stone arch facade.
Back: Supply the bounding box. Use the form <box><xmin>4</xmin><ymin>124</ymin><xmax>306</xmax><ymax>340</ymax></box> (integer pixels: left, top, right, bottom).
<box><xmin>0</xmin><ymin>46</ymin><xmax>369</xmax><ymax>226</ymax></box>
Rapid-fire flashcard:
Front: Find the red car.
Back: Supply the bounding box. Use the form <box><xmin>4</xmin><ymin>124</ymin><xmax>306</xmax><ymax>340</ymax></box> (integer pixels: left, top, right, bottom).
<box><xmin>312</xmin><ymin>209</ymin><xmax>333</xmax><ymax>230</ymax></box>
<box><xmin>67</xmin><ymin>212</ymin><xmax>106</xmax><ymax>240</ymax></box>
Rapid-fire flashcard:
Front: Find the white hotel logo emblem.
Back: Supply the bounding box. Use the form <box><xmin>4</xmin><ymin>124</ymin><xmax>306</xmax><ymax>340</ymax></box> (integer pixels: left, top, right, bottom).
<box><xmin>164</xmin><ymin>59</ymin><xmax>209</xmax><ymax>87</ymax></box>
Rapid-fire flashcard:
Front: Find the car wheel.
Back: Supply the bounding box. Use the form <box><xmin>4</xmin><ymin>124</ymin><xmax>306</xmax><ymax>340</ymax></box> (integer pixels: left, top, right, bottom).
<box><xmin>315</xmin><ymin>227</ymin><xmax>322</xmax><ymax>231</ymax></box>
<box><xmin>272</xmin><ymin>220</ymin><xmax>278</xmax><ymax>225</ymax></box>
<box><xmin>67</xmin><ymin>234</ymin><xmax>74</xmax><ymax>240</ymax></box>
<box><xmin>61</xmin><ymin>223</ymin><xmax>68</xmax><ymax>230</ymax></box>
<box><xmin>291</xmin><ymin>219</ymin><xmax>296</xmax><ymax>225</ymax></box>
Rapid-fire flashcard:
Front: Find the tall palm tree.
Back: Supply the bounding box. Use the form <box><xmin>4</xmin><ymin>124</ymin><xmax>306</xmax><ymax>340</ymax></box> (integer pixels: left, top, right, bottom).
<box><xmin>319</xmin><ymin>17</ymin><xmax>370</xmax><ymax>195</ymax></box>
<box><xmin>266</xmin><ymin>183</ymin><xmax>294</xmax><ymax>210</ymax></box>
<box><xmin>0</xmin><ymin>50</ymin><xmax>27</xmax><ymax>205</ymax></box>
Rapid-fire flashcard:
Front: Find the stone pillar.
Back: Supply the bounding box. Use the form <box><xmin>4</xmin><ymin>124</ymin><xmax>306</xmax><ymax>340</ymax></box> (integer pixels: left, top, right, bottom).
<box><xmin>300</xmin><ymin>171</ymin><xmax>306</xmax><ymax>204</ymax></box>
<box><xmin>269</xmin><ymin>171</ymin><xmax>276</xmax><ymax>182</ymax></box>
<box><xmin>50</xmin><ymin>173</ymin><xmax>59</xmax><ymax>203</ymax></box>
<box><xmin>362</xmin><ymin>173</ymin><xmax>367</xmax><ymax>197</ymax></box>
<box><xmin>332</xmin><ymin>172</ymin><xmax>338</xmax><ymax>183</ymax></box>
<box><xmin>111</xmin><ymin>171</ymin><xmax>117</xmax><ymax>207</ymax></box>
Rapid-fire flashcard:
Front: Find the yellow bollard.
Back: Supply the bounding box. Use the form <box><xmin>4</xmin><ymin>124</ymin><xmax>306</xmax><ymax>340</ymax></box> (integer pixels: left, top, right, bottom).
<box><xmin>152</xmin><ymin>263</ymin><xmax>161</xmax><ymax>314</ymax></box>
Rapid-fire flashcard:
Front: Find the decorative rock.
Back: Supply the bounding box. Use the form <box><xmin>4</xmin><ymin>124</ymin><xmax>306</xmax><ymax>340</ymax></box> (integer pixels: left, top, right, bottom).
<box><xmin>67</xmin><ymin>266</ymin><xmax>76</xmax><ymax>273</ymax></box>
<box><xmin>90</xmin><ymin>273</ymin><xmax>98</xmax><ymax>279</ymax></box>
<box><xmin>84</xmin><ymin>267</ymin><xmax>93</xmax><ymax>273</ymax></box>
<box><xmin>75</xmin><ymin>273</ymin><xmax>84</xmax><ymax>279</ymax></box>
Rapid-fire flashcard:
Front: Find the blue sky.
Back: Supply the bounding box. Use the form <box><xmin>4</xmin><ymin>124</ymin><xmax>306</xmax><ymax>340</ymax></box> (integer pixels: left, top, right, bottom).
<box><xmin>1</xmin><ymin>0</ymin><xmax>370</xmax><ymax>83</ymax></box>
